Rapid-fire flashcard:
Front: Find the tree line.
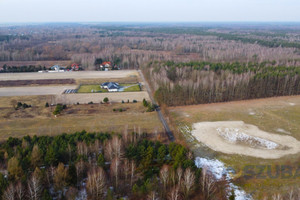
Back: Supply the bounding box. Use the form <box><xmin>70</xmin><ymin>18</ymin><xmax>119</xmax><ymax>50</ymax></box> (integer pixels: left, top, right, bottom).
<box><xmin>0</xmin><ymin>130</ymin><xmax>228</xmax><ymax>200</ymax></box>
<box><xmin>143</xmin><ymin>61</ymin><xmax>300</xmax><ymax>106</ymax></box>
<box><xmin>0</xmin><ymin>65</ymin><xmax>47</xmax><ymax>73</ymax></box>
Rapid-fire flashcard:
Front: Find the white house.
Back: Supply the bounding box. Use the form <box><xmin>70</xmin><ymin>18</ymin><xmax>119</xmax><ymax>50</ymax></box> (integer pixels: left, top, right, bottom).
<box><xmin>101</xmin><ymin>82</ymin><xmax>120</xmax><ymax>92</ymax></box>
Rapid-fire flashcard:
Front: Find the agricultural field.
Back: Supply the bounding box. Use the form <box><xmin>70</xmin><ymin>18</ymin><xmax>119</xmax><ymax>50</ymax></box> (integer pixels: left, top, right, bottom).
<box><xmin>168</xmin><ymin>95</ymin><xmax>300</xmax><ymax>198</ymax></box>
<box><xmin>0</xmin><ymin>95</ymin><xmax>164</xmax><ymax>141</ymax></box>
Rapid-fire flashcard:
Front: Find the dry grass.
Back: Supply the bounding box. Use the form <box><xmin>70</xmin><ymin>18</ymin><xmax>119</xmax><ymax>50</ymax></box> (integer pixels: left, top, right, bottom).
<box><xmin>0</xmin><ymin>95</ymin><xmax>163</xmax><ymax>140</ymax></box>
<box><xmin>168</xmin><ymin>95</ymin><xmax>300</xmax><ymax>198</ymax></box>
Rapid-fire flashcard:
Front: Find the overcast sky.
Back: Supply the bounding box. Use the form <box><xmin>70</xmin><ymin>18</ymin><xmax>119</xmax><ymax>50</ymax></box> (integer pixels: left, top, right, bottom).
<box><xmin>0</xmin><ymin>0</ymin><xmax>299</xmax><ymax>23</ymax></box>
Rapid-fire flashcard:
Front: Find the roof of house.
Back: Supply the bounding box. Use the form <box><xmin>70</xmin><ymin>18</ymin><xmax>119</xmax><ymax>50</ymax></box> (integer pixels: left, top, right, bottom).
<box><xmin>101</xmin><ymin>82</ymin><xmax>120</xmax><ymax>90</ymax></box>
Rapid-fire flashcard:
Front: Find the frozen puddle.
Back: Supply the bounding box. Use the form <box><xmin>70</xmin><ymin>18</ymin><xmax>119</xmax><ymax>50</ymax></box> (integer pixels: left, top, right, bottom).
<box><xmin>195</xmin><ymin>157</ymin><xmax>252</xmax><ymax>200</ymax></box>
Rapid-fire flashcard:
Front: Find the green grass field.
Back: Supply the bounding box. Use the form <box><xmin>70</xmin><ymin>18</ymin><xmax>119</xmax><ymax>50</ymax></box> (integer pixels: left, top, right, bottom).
<box><xmin>77</xmin><ymin>85</ymin><xmax>107</xmax><ymax>93</ymax></box>
<box><xmin>77</xmin><ymin>83</ymin><xmax>141</xmax><ymax>93</ymax></box>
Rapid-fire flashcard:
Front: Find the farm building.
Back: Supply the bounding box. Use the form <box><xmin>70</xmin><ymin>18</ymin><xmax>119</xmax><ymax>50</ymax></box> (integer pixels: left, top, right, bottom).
<box><xmin>100</xmin><ymin>62</ymin><xmax>112</xmax><ymax>71</ymax></box>
<box><xmin>101</xmin><ymin>82</ymin><xmax>120</xmax><ymax>92</ymax></box>
<box><xmin>49</xmin><ymin>65</ymin><xmax>66</xmax><ymax>72</ymax></box>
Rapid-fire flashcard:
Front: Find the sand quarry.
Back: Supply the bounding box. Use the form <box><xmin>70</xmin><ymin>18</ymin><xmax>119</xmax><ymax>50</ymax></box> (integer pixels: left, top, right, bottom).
<box><xmin>192</xmin><ymin>121</ymin><xmax>300</xmax><ymax>159</ymax></box>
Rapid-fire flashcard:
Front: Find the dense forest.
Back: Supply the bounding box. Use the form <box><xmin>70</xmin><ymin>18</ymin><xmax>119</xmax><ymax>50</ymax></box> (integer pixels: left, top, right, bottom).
<box><xmin>0</xmin><ymin>131</ymin><xmax>229</xmax><ymax>200</ymax></box>
<box><xmin>143</xmin><ymin>61</ymin><xmax>300</xmax><ymax>106</ymax></box>
<box><xmin>1</xmin><ymin>23</ymin><xmax>300</xmax><ymax>70</ymax></box>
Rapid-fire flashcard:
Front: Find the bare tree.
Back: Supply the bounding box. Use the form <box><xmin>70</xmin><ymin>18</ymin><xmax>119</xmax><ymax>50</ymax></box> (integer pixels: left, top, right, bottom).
<box><xmin>160</xmin><ymin>165</ymin><xmax>169</xmax><ymax>192</ymax></box>
<box><xmin>28</xmin><ymin>168</ymin><xmax>43</xmax><ymax>200</ymax></box>
<box><xmin>75</xmin><ymin>159</ymin><xmax>86</xmax><ymax>183</ymax></box>
<box><xmin>86</xmin><ymin>167</ymin><xmax>106</xmax><ymax>200</ymax></box>
<box><xmin>104</xmin><ymin>140</ymin><xmax>113</xmax><ymax>161</ymax></box>
<box><xmin>147</xmin><ymin>191</ymin><xmax>158</xmax><ymax>200</ymax></box>
<box><xmin>15</xmin><ymin>181</ymin><xmax>24</xmax><ymax>200</ymax></box>
<box><xmin>200</xmin><ymin>168</ymin><xmax>216</xmax><ymax>200</ymax></box>
<box><xmin>77</xmin><ymin>142</ymin><xmax>88</xmax><ymax>157</ymax></box>
<box><xmin>111</xmin><ymin>135</ymin><xmax>124</xmax><ymax>159</ymax></box>
<box><xmin>110</xmin><ymin>157</ymin><xmax>121</xmax><ymax>189</ymax></box>
<box><xmin>183</xmin><ymin>168</ymin><xmax>195</xmax><ymax>199</ymax></box>
<box><xmin>130</xmin><ymin>160</ymin><xmax>136</xmax><ymax>186</ymax></box>
<box><xmin>272</xmin><ymin>194</ymin><xmax>283</xmax><ymax>200</ymax></box>
<box><xmin>176</xmin><ymin>167</ymin><xmax>183</xmax><ymax>186</ymax></box>
<box><xmin>168</xmin><ymin>185</ymin><xmax>181</xmax><ymax>200</ymax></box>
<box><xmin>3</xmin><ymin>183</ymin><xmax>15</xmax><ymax>200</ymax></box>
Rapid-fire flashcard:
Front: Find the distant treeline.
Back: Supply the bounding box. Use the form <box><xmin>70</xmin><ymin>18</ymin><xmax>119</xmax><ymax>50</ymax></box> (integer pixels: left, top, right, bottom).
<box><xmin>139</xmin><ymin>27</ymin><xmax>300</xmax><ymax>49</ymax></box>
<box><xmin>0</xmin><ymin>35</ymin><xmax>31</xmax><ymax>42</ymax></box>
<box><xmin>0</xmin><ymin>65</ymin><xmax>47</xmax><ymax>73</ymax></box>
<box><xmin>143</xmin><ymin>61</ymin><xmax>300</xmax><ymax>106</ymax></box>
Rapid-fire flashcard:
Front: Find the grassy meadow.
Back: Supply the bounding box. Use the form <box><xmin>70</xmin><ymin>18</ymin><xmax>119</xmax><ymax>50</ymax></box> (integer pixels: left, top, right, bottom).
<box><xmin>0</xmin><ymin>95</ymin><xmax>163</xmax><ymax>141</ymax></box>
<box><xmin>168</xmin><ymin>96</ymin><xmax>300</xmax><ymax>199</ymax></box>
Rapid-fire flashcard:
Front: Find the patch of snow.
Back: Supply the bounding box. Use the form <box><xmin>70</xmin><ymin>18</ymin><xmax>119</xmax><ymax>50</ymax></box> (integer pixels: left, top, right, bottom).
<box><xmin>195</xmin><ymin>157</ymin><xmax>252</xmax><ymax>200</ymax></box>
<box><xmin>216</xmin><ymin>127</ymin><xmax>278</xmax><ymax>149</ymax></box>
<box><xmin>289</xmin><ymin>102</ymin><xmax>296</xmax><ymax>106</ymax></box>
<box><xmin>276</xmin><ymin>128</ymin><xmax>291</xmax><ymax>135</ymax></box>
<box><xmin>248</xmin><ymin>112</ymin><xmax>255</xmax><ymax>115</ymax></box>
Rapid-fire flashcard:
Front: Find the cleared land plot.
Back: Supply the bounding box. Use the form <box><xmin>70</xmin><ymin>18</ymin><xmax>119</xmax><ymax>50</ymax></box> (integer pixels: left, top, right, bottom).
<box><xmin>192</xmin><ymin>121</ymin><xmax>300</xmax><ymax>159</ymax></box>
<box><xmin>168</xmin><ymin>95</ymin><xmax>300</xmax><ymax>198</ymax></box>
<box><xmin>55</xmin><ymin>92</ymin><xmax>150</xmax><ymax>104</ymax></box>
<box><xmin>0</xmin><ymin>70</ymin><xmax>138</xmax><ymax>81</ymax></box>
<box><xmin>0</xmin><ymin>85</ymin><xmax>77</xmax><ymax>96</ymax></box>
<box><xmin>0</xmin><ymin>95</ymin><xmax>164</xmax><ymax>141</ymax></box>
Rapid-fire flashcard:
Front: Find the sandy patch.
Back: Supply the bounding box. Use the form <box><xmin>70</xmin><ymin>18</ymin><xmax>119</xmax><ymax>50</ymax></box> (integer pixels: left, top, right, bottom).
<box><xmin>191</xmin><ymin>121</ymin><xmax>300</xmax><ymax>159</ymax></box>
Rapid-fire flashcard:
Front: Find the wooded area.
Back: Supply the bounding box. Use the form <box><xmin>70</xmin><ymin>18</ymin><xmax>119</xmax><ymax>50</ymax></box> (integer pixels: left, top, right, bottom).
<box><xmin>1</xmin><ymin>24</ymin><xmax>300</xmax><ymax>70</ymax></box>
<box><xmin>0</xmin><ymin>131</ymin><xmax>229</xmax><ymax>200</ymax></box>
<box><xmin>143</xmin><ymin>61</ymin><xmax>300</xmax><ymax>106</ymax></box>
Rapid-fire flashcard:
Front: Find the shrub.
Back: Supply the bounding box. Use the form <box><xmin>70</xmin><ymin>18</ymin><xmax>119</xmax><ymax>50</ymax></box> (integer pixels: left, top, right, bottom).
<box><xmin>103</xmin><ymin>97</ymin><xmax>109</xmax><ymax>103</ymax></box>
<box><xmin>133</xmin><ymin>100</ymin><xmax>137</xmax><ymax>103</ymax></box>
<box><xmin>45</xmin><ymin>102</ymin><xmax>49</xmax><ymax>107</ymax></box>
<box><xmin>88</xmin><ymin>101</ymin><xmax>93</xmax><ymax>104</ymax></box>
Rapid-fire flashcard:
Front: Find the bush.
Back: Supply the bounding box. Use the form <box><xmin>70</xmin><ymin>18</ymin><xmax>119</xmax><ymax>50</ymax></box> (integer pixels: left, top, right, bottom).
<box><xmin>53</xmin><ymin>104</ymin><xmax>66</xmax><ymax>115</ymax></box>
<box><xmin>103</xmin><ymin>97</ymin><xmax>109</xmax><ymax>103</ymax></box>
<box><xmin>88</xmin><ymin>101</ymin><xmax>93</xmax><ymax>104</ymax></box>
<box><xmin>133</xmin><ymin>100</ymin><xmax>137</xmax><ymax>103</ymax></box>
<box><xmin>45</xmin><ymin>102</ymin><xmax>49</xmax><ymax>107</ymax></box>
<box><xmin>122</xmin><ymin>100</ymin><xmax>125</xmax><ymax>104</ymax></box>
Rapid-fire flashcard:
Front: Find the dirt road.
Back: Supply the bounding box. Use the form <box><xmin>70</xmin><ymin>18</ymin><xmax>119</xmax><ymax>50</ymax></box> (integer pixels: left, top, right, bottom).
<box><xmin>138</xmin><ymin>70</ymin><xmax>175</xmax><ymax>141</ymax></box>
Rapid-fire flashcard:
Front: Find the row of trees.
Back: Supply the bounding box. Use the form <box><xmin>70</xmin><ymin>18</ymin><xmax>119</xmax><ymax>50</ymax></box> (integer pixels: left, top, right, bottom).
<box><xmin>0</xmin><ymin>65</ymin><xmax>47</xmax><ymax>73</ymax></box>
<box><xmin>143</xmin><ymin>61</ymin><xmax>300</xmax><ymax>106</ymax></box>
<box><xmin>0</xmin><ymin>130</ymin><xmax>228</xmax><ymax>199</ymax></box>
